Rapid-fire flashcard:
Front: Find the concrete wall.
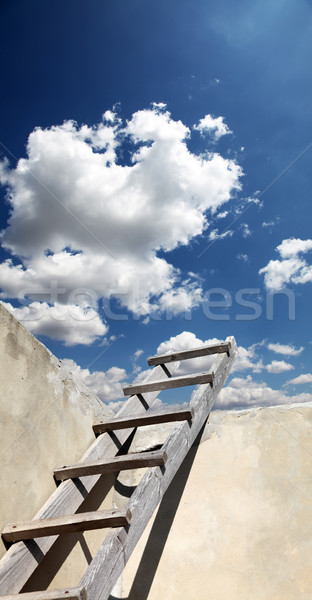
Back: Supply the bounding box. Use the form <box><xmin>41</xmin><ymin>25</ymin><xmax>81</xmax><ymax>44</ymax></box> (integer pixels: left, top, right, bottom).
<box><xmin>1</xmin><ymin>302</ymin><xmax>311</xmax><ymax>598</ymax></box>
<box><xmin>0</xmin><ymin>302</ymin><xmax>114</xmax><ymax>582</ymax></box>
<box><xmin>115</xmin><ymin>403</ymin><xmax>312</xmax><ymax>600</ymax></box>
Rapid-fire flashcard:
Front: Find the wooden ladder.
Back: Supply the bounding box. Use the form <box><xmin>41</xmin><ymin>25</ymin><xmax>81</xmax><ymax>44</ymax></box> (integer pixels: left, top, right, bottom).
<box><xmin>0</xmin><ymin>337</ymin><xmax>237</xmax><ymax>599</ymax></box>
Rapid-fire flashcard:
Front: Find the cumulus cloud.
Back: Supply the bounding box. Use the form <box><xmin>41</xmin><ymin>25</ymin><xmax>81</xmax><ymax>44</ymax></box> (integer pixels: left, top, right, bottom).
<box><xmin>1</xmin><ymin>301</ymin><xmax>107</xmax><ymax>346</ymax></box>
<box><xmin>193</xmin><ymin>114</ymin><xmax>232</xmax><ymax>141</ymax></box>
<box><xmin>62</xmin><ymin>358</ymin><xmax>127</xmax><ymax>402</ymax></box>
<box><xmin>217</xmin><ymin>375</ymin><xmax>312</xmax><ymax>409</ymax></box>
<box><xmin>259</xmin><ymin>238</ymin><xmax>312</xmax><ymax>290</ymax></box>
<box><xmin>155</xmin><ymin>331</ymin><xmax>302</xmax><ymax>379</ymax></box>
<box><xmin>155</xmin><ymin>331</ymin><xmax>264</xmax><ymax>377</ymax></box>
<box><xmin>154</xmin><ymin>331</ymin><xmax>310</xmax><ymax>409</ymax></box>
<box><xmin>286</xmin><ymin>373</ymin><xmax>312</xmax><ymax>385</ymax></box>
<box><xmin>265</xmin><ymin>360</ymin><xmax>294</xmax><ymax>374</ymax></box>
<box><xmin>268</xmin><ymin>342</ymin><xmax>304</xmax><ymax>356</ymax></box>
<box><xmin>0</xmin><ymin>105</ymin><xmax>242</xmax><ymax>343</ymax></box>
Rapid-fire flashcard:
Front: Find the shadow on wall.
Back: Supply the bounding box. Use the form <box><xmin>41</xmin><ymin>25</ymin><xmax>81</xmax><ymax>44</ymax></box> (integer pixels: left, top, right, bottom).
<box><xmin>109</xmin><ymin>421</ymin><xmax>207</xmax><ymax>600</ymax></box>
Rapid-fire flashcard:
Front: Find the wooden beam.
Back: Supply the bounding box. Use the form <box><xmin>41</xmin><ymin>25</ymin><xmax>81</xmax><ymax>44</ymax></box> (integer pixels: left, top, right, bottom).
<box><xmin>123</xmin><ymin>371</ymin><xmax>214</xmax><ymax>396</ymax></box>
<box><xmin>2</xmin><ymin>509</ymin><xmax>132</xmax><ymax>544</ymax></box>
<box><xmin>147</xmin><ymin>342</ymin><xmax>231</xmax><ymax>366</ymax></box>
<box><xmin>0</xmin><ymin>362</ymin><xmax>179</xmax><ymax>595</ymax></box>
<box><xmin>0</xmin><ymin>588</ymin><xmax>87</xmax><ymax>600</ymax></box>
<box><xmin>93</xmin><ymin>408</ymin><xmax>194</xmax><ymax>434</ymax></box>
<box><xmin>54</xmin><ymin>449</ymin><xmax>167</xmax><ymax>482</ymax></box>
<box><xmin>80</xmin><ymin>337</ymin><xmax>237</xmax><ymax>600</ymax></box>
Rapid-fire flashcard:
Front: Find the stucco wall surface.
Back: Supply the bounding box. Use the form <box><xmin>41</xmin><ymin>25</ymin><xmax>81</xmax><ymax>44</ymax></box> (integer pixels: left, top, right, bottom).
<box><xmin>116</xmin><ymin>403</ymin><xmax>312</xmax><ymax>600</ymax></box>
<box><xmin>0</xmin><ymin>302</ymin><xmax>113</xmax><ymax>566</ymax></box>
<box><xmin>1</xmin><ymin>302</ymin><xmax>311</xmax><ymax>598</ymax></box>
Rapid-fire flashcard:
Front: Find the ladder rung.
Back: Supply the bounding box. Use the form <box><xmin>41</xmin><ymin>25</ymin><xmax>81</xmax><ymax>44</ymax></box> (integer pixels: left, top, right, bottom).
<box><xmin>2</xmin><ymin>509</ymin><xmax>131</xmax><ymax>544</ymax></box>
<box><xmin>54</xmin><ymin>449</ymin><xmax>167</xmax><ymax>482</ymax></box>
<box><xmin>0</xmin><ymin>588</ymin><xmax>87</xmax><ymax>600</ymax></box>
<box><xmin>93</xmin><ymin>407</ymin><xmax>194</xmax><ymax>434</ymax></box>
<box><xmin>147</xmin><ymin>342</ymin><xmax>231</xmax><ymax>366</ymax></box>
<box><xmin>123</xmin><ymin>371</ymin><xmax>214</xmax><ymax>396</ymax></box>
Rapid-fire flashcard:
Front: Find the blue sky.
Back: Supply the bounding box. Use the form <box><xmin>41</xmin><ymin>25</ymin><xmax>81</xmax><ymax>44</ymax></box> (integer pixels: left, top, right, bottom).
<box><xmin>1</xmin><ymin>0</ymin><xmax>312</xmax><ymax>410</ymax></box>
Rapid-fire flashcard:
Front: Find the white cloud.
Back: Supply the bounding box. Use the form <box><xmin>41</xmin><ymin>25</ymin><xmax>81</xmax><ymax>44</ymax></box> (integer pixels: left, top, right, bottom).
<box><xmin>240</xmin><ymin>223</ymin><xmax>252</xmax><ymax>238</ymax></box>
<box><xmin>155</xmin><ymin>332</ymin><xmax>264</xmax><ymax>377</ymax></box>
<box><xmin>156</xmin><ymin>331</ymin><xmax>221</xmax><ymax>376</ymax></box>
<box><xmin>237</xmin><ymin>253</ymin><xmax>248</xmax><ymax>262</ymax></box>
<box><xmin>155</xmin><ymin>332</ymin><xmax>302</xmax><ymax>379</ymax></box>
<box><xmin>208</xmin><ymin>228</ymin><xmax>233</xmax><ymax>242</ymax></box>
<box><xmin>259</xmin><ymin>238</ymin><xmax>312</xmax><ymax>290</ymax></box>
<box><xmin>193</xmin><ymin>114</ymin><xmax>232</xmax><ymax>141</ymax></box>
<box><xmin>0</xmin><ymin>106</ymin><xmax>242</xmax><ymax>342</ymax></box>
<box><xmin>130</xmin><ymin>348</ymin><xmax>144</xmax><ymax>375</ymax></box>
<box><xmin>102</xmin><ymin>110</ymin><xmax>116</xmax><ymax>123</ymax></box>
<box><xmin>216</xmin><ymin>210</ymin><xmax>229</xmax><ymax>219</ymax></box>
<box><xmin>1</xmin><ymin>301</ymin><xmax>107</xmax><ymax>346</ymax></box>
<box><xmin>286</xmin><ymin>373</ymin><xmax>312</xmax><ymax>385</ymax></box>
<box><xmin>62</xmin><ymin>358</ymin><xmax>127</xmax><ymax>402</ymax></box>
<box><xmin>278</xmin><ymin>238</ymin><xmax>312</xmax><ymax>259</ymax></box>
<box><xmin>265</xmin><ymin>360</ymin><xmax>294</xmax><ymax>374</ymax></box>
<box><xmin>262</xmin><ymin>217</ymin><xmax>280</xmax><ymax>229</ymax></box>
<box><xmin>217</xmin><ymin>375</ymin><xmax>312</xmax><ymax>409</ymax></box>
<box><xmin>268</xmin><ymin>342</ymin><xmax>304</xmax><ymax>356</ymax></box>
<box><xmin>232</xmin><ymin>343</ymin><xmax>265</xmax><ymax>373</ymax></box>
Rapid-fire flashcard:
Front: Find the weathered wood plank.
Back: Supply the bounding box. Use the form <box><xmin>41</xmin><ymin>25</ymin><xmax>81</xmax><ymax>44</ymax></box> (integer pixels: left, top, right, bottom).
<box><xmin>123</xmin><ymin>372</ymin><xmax>214</xmax><ymax>396</ymax></box>
<box><xmin>147</xmin><ymin>342</ymin><xmax>231</xmax><ymax>366</ymax></box>
<box><xmin>54</xmin><ymin>450</ymin><xmax>167</xmax><ymax>482</ymax></box>
<box><xmin>80</xmin><ymin>337</ymin><xmax>237</xmax><ymax>600</ymax></box>
<box><xmin>0</xmin><ymin>587</ymin><xmax>87</xmax><ymax>599</ymax></box>
<box><xmin>2</xmin><ymin>509</ymin><xmax>131</xmax><ymax>544</ymax></box>
<box><xmin>0</xmin><ymin>362</ymin><xmax>178</xmax><ymax>595</ymax></box>
<box><xmin>93</xmin><ymin>408</ymin><xmax>193</xmax><ymax>434</ymax></box>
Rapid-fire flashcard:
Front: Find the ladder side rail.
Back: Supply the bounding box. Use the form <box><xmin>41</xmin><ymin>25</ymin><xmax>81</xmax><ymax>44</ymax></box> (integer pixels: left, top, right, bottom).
<box><xmin>80</xmin><ymin>336</ymin><xmax>237</xmax><ymax>600</ymax></box>
<box><xmin>0</xmin><ymin>588</ymin><xmax>87</xmax><ymax>600</ymax></box>
<box><xmin>0</xmin><ymin>363</ymin><xmax>178</xmax><ymax>596</ymax></box>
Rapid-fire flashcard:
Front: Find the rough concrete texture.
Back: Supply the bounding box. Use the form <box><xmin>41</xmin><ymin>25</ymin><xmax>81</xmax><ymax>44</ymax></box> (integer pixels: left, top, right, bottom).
<box><xmin>116</xmin><ymin>404</ymin><xmax>312</xmax><ymax>600</ymax></box>
<box><xmin>1</xmin><ymin>302</ymin><xmax>312</xmax><ymax>597</ymax></box>
<box><xmin>0</xmin><ymin>302</ymin><xmax>113</xmax><ymax>573</ymax></box>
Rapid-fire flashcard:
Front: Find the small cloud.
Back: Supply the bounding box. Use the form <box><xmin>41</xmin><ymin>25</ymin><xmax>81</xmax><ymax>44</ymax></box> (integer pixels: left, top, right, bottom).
<box><xmin>216</xmin><ymin>210</ymin><xmax>229</xmax><ymax>219</ymax></box>
<box><xmin>262</xmin><ymin>217</ymin><xmax>280</xmax><ymax>229</ymax></box>
<box><xmin>286</xmin><ymin>373</ymin><xmax>312</xmax><ymax>385</ymax></box>
<box><xmin>130</xmin><ymin>348</ymin><xmax>144</xmax><ymax>375</ymax></box>
<box><xmin>151</xmin><ymin>102</ymin><xmax>167</xmax><ymax>111</ymax></box>
<box><xmin>237</xmin><ymin>253</ymin><xmax>249</xmax><ymax>262</ymax></box>
<box><xmin>266</xmin><ymin>360</ymin><xmax>294</xmax><ymax>374</ymax></box>
<box><xmin>259</xmin><ymin>237</ymin><xmax>312</xmax><ymax>291</ymax></box>
<box><xmin>102</xmin><ymin>110</ymin><xmax>116</xmax><ymax>122</ymax></box>
<box><xmin>193</xmin><ymin>114</ymin><xmax>232</xmax><ymax>141</ymax></box>
<box><xmin>240</xmin><ymin>223</ymin><xmax>252</xmax><ymax>238</ymax></box>
<box><xmin>208</xmin><ymin>229</ymin><xmax>233</xmax><ymax>242</ymax></box>
<box><xmin>268</xmin><ymin>342</ymin><xmax>304</xmax><ymax>356</ymax></box>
